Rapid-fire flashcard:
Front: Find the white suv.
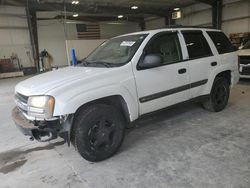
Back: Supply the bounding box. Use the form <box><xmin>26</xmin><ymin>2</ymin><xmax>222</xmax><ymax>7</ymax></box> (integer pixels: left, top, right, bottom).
<box><xmin>12</xmin><ymin>28</ymin><xmax>239</xmax><ymax>161</ymax></box>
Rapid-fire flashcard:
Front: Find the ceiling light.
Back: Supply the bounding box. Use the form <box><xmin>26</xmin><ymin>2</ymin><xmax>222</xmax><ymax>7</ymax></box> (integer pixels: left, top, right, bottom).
<box><xmin>174</xmin><ymin>8</ymin><xmax>180</xmax><ymax>11</ymax></box>
<box><xmin>118</xmin><ymin>15</ymin><xmax>124</xmax><ymax>19</ymax></box>
<box><xmin>73</xmin><ymin>14</ymin><xmax>79</xmax><ymax>17</ymax></box>
<box><xmin>72</xmin><ymin>1</ymin><xmax>79</xmax><ymax>4</ymax></box>
<box><xmin>131</xmin><ymin>6</ymin><xmax>138</xmax><ymax>10</ymax></box>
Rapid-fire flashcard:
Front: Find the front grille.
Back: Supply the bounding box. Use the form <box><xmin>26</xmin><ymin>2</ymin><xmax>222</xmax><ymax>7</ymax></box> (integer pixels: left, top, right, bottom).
<box><xmin>15</xmin><ymin>92</ymin><xmax>28</xmax><ymax>104</ymax></box>
<box><xmin>241</xmin><ymin>67</ymin><xmax>250</xmax><ymax>75</ymax></box>
<box><xmin>15</xmin><ymin>92</ymin><xmax>28</xmax><ymax>113</ymax></box>
<box><xmin>239</xmin><ymin>56</ymin><xmax>250</xmax><ymax>65</ymax></box>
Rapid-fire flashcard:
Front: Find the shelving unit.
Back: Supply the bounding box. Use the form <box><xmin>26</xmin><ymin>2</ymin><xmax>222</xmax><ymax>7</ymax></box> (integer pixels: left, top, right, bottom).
<box><xmin>229</xmin><ymin>32</ymin><xmax>250</xmax><ymax>48</ymax></box>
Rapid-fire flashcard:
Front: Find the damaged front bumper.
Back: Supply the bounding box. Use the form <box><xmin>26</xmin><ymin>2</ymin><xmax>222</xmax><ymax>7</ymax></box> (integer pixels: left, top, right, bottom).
<box><xmin>12</xmin><ymin>107</ymin><xmax>73</xmax><ymax>145</ymax></box>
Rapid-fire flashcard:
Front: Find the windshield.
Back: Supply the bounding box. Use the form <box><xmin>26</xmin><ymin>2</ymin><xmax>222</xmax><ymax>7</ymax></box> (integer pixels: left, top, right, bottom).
<box><xmin>243</xmin><ymin>40</ymin><xmax>250</xmax><ymax>49</ymax></box>
<box><xmin>81</xmin><ymin>34</ymin><xmax>148</xmax><ymax>67</ymax></box>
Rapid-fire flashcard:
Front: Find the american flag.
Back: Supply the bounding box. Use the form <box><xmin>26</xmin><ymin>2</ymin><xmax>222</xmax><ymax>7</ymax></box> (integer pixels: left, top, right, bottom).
<box><xmin>76</xmin><ymin>23</ymin><xmax>100</xmax><ymax>39</ymax></box>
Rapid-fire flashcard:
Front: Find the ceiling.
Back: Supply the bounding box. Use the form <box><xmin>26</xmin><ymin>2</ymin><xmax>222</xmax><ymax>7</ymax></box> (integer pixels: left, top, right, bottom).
<box><xmin>1</xmin><ymin>0</ymin><xmax>213</xmax><ymax>22</ymax></box>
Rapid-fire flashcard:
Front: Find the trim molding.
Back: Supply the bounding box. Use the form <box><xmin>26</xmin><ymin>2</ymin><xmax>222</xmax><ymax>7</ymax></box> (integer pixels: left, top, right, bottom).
<box><xmin>139</xmin><ymin>79</ymin><xmax>208</xmax><ymax>103</ymax></box>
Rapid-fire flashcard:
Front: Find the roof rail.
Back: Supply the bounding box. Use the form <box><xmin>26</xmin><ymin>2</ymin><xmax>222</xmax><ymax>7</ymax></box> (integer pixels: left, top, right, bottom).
<box><xmin>165</xmin><ymin>24</ymin><xmax>216</xmax><ymax>29</ymax></box>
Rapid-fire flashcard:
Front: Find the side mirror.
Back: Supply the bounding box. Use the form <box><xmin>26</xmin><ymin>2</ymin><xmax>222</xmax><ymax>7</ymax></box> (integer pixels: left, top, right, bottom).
<box><xmin>138</xmin><ymin>54</ymin><xmax>163</xmax><ymax>69</ymax></box>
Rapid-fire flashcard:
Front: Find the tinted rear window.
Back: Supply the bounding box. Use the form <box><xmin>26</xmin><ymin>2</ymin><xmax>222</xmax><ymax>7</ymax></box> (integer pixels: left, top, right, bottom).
<box><xmin>207</xmin><ymin>31</ymin><xmax>235</xmax><ymax>54</ymax></box>
<box><xmin>182</xmin><ymin>31</ymin><xmax>213</xmax><ymax>59</ymax></box>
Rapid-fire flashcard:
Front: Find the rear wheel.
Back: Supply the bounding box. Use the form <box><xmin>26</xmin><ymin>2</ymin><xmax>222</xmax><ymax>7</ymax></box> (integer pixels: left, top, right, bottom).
<box><xmin>72</xmin><ymin>104</ymin><xmax>125</xmax><ymax>162</ymax></box>
<box><xmin>202</xmin><ymin>77</ymin><xmax>230</xmax><ymax>112</ymax></box>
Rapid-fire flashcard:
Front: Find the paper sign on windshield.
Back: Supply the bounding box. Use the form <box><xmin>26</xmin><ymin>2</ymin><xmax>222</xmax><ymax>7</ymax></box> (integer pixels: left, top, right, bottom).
<box><xmin>120</xmin><ymin>41</ymin><xmax>136</xmax><ymax>47</ymax></box>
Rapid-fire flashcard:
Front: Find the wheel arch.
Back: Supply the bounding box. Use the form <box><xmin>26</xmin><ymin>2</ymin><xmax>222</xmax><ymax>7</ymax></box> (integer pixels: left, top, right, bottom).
<box><xmin>74</xmin><ymin>95</ymin><xmax>131</xmax><ymax>124</ymax></box>
<box><xmin>215</xmin><ymin>70</ymin><xmax>231</xmax><ymax>85</ymax></box>
<box><xmin>53</xmin><ymin>83</ymin><xmax>139</xmax><ymax>122</ymax></box>
<box><xmin>204</xmin><ymin>69</ymin><xmax>232</xmax><ymax>95</ymax></box>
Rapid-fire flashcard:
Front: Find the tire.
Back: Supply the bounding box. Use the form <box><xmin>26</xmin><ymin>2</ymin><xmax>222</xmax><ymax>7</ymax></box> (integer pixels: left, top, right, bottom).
<box><xmin>72</xmin><ymin>104</ymin><xmax>125</xmax><ymax>162</ymax></box>
<box><xmin>202</xmin><ymin>77</ymin><xmax>230</xmax><ymax>112</ymax></box>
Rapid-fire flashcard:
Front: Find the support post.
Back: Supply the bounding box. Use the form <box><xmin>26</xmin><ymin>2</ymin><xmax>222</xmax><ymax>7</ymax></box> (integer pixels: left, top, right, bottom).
<box><xmin>26</xmin><ymin>8</ymin><xmax>39</xmax><ymax>73</ymax></box>
<box><xmin>165</xmin><ymin>14</ymin><xmax>175</xmax><ymax>27</ymax></box>
<box><xmin>139</xmin><ymin>19</ymin><xmax>145</xmax><ymax>31</ymax></box>
<box><xmin>212</xmin><ymin>0</ymin><xmax>222</xmax><ymax>29</ymax></box>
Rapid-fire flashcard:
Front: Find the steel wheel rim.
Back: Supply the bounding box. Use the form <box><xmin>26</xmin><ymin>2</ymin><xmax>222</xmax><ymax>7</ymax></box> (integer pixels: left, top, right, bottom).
<box><xmin>214</xmin><ymin>84</ymin><xmax>227</xmax><ymax>105</ymax></box>
<box><xmin>88</xmin><ymin>118</ymin><xmax>117</xmax><ymax>151</ymax></box>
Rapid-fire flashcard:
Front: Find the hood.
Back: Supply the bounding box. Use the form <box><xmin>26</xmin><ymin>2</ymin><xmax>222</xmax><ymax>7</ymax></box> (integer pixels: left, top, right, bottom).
<box><xmin>238</xmin><ymin>49</ymin><xmax>250</xmax><ymax>56</ymax></box>
<box><xmin>15</xmin><ymin>66</ymin><xmax>112</xmax><ymax>96</ymax></box>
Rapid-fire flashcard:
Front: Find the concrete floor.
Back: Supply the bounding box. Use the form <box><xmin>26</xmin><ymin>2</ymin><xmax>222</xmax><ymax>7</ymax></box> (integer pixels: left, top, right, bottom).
<box><xmin>0</xmin><ymin>76</ymin><xmax>249</xmax><ymax>188</ymax></box>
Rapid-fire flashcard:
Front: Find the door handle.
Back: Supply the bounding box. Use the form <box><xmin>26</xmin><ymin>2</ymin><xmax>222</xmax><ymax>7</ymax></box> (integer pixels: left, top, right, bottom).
<box><xmin>178</xmin><ymin>68</ymin><xmax>186</xmax><ymax>74</ymax></box>
<box><xmin>211</xmin><ymin>62</ymin><xmax>217</xmax><ymax>66</ymax></box>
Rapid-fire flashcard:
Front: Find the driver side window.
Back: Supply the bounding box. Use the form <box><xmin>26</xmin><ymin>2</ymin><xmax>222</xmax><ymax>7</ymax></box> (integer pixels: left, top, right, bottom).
<box><xmin>146</xmin><ymin>33</ymin><xmax>182</xmax><ymax>65</ymax></box>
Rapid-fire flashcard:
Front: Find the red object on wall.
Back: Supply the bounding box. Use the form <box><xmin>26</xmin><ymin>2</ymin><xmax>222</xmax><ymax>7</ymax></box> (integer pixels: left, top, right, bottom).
<box><xmin>0</xmin><ymin>59</ymin><xmax>13</xmax><ymax>73</ymax></box>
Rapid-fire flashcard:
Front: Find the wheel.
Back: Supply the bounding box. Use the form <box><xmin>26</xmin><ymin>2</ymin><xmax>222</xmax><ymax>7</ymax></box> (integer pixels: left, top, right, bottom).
<box><xmin>202</xmin><ymin>77</ymin><xmax>230</xmax><ymax>112</ymax></box>
<box><xmin>72</xmin><ymin>104</ymin><xmax>125</xmax><ymax>162</ymax></box>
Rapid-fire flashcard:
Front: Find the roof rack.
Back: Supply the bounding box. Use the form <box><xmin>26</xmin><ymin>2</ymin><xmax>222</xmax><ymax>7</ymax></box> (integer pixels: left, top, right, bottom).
<box><xmin>165</xmin><ymin>24</ymin><xmax>216</xmax><ymax>29</ymax></box>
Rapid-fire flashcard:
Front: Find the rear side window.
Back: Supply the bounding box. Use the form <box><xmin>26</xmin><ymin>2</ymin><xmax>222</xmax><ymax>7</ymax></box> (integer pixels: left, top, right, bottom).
<box><xmin>182</xmin><ymin>31</ymin><xmax>213</xmax><ymax>59</ymax></box>
<box><xmin>207</xmin><ymin>31</ymin><xmax>235</xmax><ymax>54</ymax></box>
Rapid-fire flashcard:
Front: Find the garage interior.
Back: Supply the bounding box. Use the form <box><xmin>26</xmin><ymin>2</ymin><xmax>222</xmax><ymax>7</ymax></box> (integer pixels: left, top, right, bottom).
<box><xmin>0</xmin><ymin>0</ymin><xmax>250</xmax><ymax>187</ymax></box>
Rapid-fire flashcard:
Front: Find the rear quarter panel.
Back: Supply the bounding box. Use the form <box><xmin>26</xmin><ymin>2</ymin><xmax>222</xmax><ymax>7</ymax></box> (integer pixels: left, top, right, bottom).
<box><xmin>203</xmin><ymin>51</ymin><xmax>239</xmax><ymax>95</ymax></box>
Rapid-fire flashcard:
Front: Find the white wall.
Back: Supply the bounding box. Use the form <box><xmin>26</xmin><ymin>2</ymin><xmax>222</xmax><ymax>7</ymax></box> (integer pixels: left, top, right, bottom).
<box><xmin>175</xmin><ymin>3</ymin><xmax>211</xmax><ymax>26</ymax></box>
<box><xmin>222</xmin><ymin>0</ymin><xmax>250</xmax><ymax>35</ymax></box>
<box><xmin>0</xmin><ymin>6</ymin><xmax>33</xmax><ymax>68</ymax></box>
<box><xmin>145</xmin><ymin>17</ymin><xmax>166</xmax><ymax>30</ymax></box>
<box><xmin>100</xmin><ymin>22</ymin><xmax>140</xmax><ymax>38</ymax></box>
<box><xmin>37</xmin><ymin>13</ymin><xmax>140</xmax><ymax>67</ymax></box>
<box><xmin>65</xmin><ymin>39</ymin><xmax>106</xmax><ymax>65</ymax></box>
<box><xmin>176</xmin><ymin>0</ymin><xmax>250</xmax><ymax>36</ymax></box>
<box><xmin>37</xmin><ymin>19</ymin><xmax>74</xmax><ymax>67</ymax></box>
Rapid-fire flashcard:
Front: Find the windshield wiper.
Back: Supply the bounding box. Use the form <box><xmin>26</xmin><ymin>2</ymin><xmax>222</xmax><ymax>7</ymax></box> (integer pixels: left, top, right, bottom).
<box><xmin>79</xmin><ymin>60</ymin><xmax>118</xmax><ymax>68</ymax></box>
<box><xmin>90</xmin><ymin>61</ymin><xmax>112</xmax><ymax>68</ymax></box>
<box><xmin>77</xmin><ymin>60</ymin><xmax>90</xmax><ymax>67</ymax></box>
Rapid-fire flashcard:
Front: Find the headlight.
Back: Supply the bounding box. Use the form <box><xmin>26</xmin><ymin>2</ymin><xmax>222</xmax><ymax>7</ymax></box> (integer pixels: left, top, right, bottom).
<box><xmin>27</xmin><ymin>96</ymin><xmax>55</xmax><ymax>119</ymax></box>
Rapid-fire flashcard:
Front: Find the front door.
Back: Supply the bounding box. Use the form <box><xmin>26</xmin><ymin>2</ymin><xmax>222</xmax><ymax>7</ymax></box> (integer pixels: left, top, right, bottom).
<box><xmin>134</xmin><ymin>32</ymin><xmax>190</xmax><ymax>115</ymax></box>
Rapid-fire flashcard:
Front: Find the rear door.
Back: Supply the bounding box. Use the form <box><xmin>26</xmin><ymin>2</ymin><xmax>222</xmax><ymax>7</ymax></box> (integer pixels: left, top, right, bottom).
<box><xmin>206</xmin><ymin>31</ymin><xmax>238</xmax><ymax>72</ymax></box>
<box><xmin>181</xmin><ymin>30</ymin><xmax>218</xmax><ymax>98</ymax></box>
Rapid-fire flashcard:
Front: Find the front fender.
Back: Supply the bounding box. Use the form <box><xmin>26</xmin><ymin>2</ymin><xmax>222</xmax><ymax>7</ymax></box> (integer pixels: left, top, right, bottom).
<box><xmin>53</xmin><ymin>84</ymin><xmax>139</xmax><ymax>122</ymax></box>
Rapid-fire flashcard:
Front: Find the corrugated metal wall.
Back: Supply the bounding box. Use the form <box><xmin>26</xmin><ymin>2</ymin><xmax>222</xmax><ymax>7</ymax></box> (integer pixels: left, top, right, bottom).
<box><xmin>0</xmin><ymin>6</ymin><xmax>33</xmax><ymax>68</ymax></box>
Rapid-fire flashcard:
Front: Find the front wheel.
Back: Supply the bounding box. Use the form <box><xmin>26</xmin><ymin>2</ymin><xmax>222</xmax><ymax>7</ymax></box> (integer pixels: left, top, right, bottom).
<box><xmin>72</xmin><ymin>104</ymin><xmax>125</xmax><ymax>162</ymax></box>
<box><xmin>202</xmin><ymin>77</ymin><xmax>230</xmax><ymax>112</ymax></box>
